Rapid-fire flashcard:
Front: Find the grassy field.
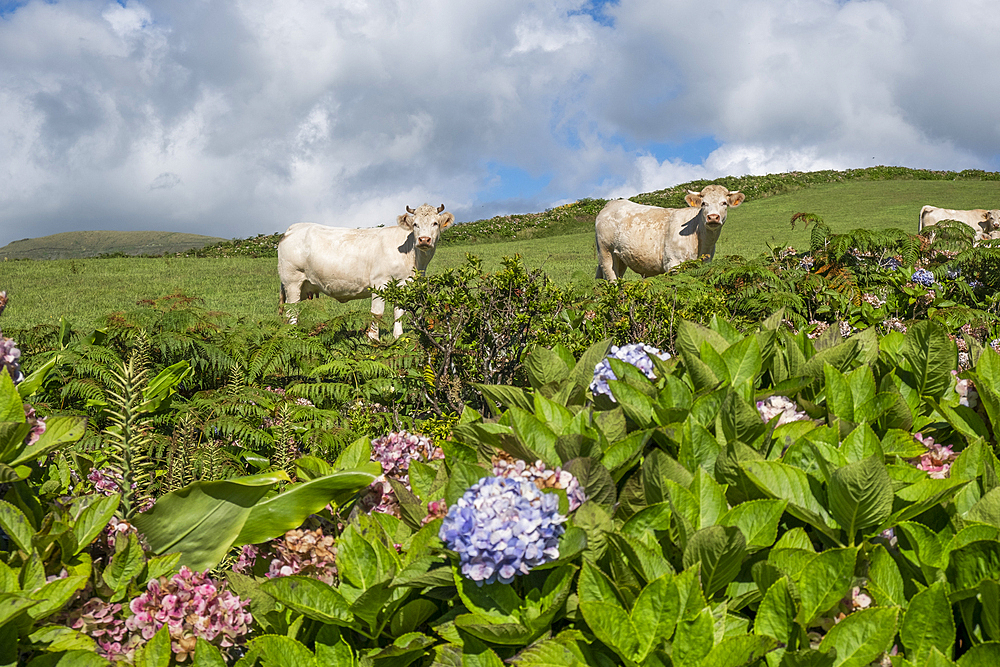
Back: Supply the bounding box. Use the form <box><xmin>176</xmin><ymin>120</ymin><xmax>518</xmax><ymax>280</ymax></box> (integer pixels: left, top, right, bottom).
<box><xmin>0</xmin><ymin>230</ymin><xmax>227</xmax><ymax>260</ymax></box>
<box><xmin>1</xmin><ymin>174</ymin><xmax>998</xmax><ymax>333</ymax></box>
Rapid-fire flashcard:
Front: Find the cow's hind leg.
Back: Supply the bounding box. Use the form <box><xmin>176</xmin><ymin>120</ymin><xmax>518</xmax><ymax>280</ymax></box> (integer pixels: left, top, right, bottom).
<box><xmin>596</xmin><ymin>245</ymin><xmax>618</xmax><ymax>281</ymax></box>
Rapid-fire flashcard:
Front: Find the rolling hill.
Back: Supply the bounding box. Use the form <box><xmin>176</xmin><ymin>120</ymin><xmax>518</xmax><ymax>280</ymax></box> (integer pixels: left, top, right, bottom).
<box><xmin>0</xmin><ymin>230</ymin><xmax>228</xmax><ymax>260</ymax></box>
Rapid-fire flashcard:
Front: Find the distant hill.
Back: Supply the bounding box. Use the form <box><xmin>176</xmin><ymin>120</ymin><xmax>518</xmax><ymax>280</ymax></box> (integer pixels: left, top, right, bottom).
<box><xmin>0</xmin><ymin>230</ymin><xmax>228</xmax><ymax>260</ymax></box>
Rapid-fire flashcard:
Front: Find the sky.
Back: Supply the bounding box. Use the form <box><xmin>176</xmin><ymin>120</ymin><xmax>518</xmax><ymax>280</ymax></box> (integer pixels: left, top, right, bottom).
<box><xmin>1</xmin><ymin>0</ymin><xmax>998</xmax><ymax>246</ymax></box>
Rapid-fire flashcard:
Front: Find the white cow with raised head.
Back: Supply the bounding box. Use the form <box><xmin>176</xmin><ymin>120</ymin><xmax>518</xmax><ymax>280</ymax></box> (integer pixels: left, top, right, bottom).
<box><xmin>595</xmin><ymin>184</ymin><xmax>745</xmax><ymax>280</ymax></box>
<box><xmin>278</xmin><ymin>203</ymin><xmax>453</xmax><ymax>339</ymax></box>
<box><xmin>919</xmin><ymin>205</ymin><xmax>1000</xmax><ymax>238</ymax></box>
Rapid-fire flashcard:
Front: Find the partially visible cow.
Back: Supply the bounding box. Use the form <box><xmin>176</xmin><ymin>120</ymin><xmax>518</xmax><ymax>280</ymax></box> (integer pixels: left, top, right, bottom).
<box><xmin>918</xmin><ymin>205</ymin><xmax>1000</xmax><ymax>238</ymax></box>
<box><xmin>595</xmin><ymin>184</ymin><xmax>745</xmax><ymax>280</ymax></box>
<box><xmin>278</xmin><ymin>204</ymin><xmax>453</xmax><ymax>339</ymax></box>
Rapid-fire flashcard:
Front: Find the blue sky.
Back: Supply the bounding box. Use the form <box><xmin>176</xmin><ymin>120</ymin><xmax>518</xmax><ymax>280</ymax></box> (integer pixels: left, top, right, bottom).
<box><xmin>1</xmin><ymin>0</ymin><xmax>998</xmax><ymax>245</ymax></box>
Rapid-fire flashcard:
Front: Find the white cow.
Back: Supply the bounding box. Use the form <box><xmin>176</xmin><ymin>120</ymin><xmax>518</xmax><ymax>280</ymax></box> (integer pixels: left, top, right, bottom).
<box><xmin>595</xmin><ymin>184</ymin><xmax>745</xmax><ymax>280</ymax></box>
<box><xmin>919</xmin><ymin>205</ymin><xmax>1000</xmax><ymax>238</ymax></box>
<box><xmin>278</xmin><ymin>204</ymin><xmax>453</xmax><ymax>339</ymax></box>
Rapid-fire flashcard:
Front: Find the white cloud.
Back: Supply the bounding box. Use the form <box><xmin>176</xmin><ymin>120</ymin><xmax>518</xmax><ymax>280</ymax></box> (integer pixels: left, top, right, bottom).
<box><xmin>1</xmin><ymin>0</ymin><xmax>998</xmax><ymax>246</ymax></box>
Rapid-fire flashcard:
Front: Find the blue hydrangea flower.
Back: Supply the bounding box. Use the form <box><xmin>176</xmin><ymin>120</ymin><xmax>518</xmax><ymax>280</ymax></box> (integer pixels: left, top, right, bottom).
<box><xmin>590</xmin><ymin>343</ymin><xmax>670</xmax><ymax>401</ymax></box>
<box><xmin>911</xmin><ymin>268</ymin><xmax>935</xmax><ymax>287</ymax></box>
<box><xmin>879</xmin><ymin>256</ymin><xmax>901</xmax><ymax>271</ymax></box>
<box><xmin>439</xmin><ymin>476</ymin><xmax>566</xmax><ymax>585</ymax></box>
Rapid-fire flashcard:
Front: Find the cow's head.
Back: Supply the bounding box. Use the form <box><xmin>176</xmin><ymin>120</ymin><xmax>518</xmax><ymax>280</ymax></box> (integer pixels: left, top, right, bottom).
<box><xmin>685</xmin><ymin>185</ymin><xmax>745</xmax><ymax>230</ymax></box>
<box><xmin>988</xmin><ymin>210</ymin><xmax>1000</xmax><ymax>231</ymax></box>
<box><xmin>397</xmin><ymin>203</ymin><xmax>454</xmax><ymax>248</ymax></box>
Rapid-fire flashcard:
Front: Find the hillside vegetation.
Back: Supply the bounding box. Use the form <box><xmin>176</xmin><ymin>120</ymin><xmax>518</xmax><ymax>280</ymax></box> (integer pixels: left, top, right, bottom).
<box><xmin>0</xmin><ymin>230</ymin><xmax>226</xmax><ymax>260</ymax></box>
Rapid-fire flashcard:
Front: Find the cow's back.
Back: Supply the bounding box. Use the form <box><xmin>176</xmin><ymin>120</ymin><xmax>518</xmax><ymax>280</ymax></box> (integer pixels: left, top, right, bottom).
<box><xmin>920</xmin><ymin>205</ymin><xmax>989</xmax><ymax>232</ymax></box>
<box><xmin>278</xmin><ymin>223</ymin><xmax>413</xmax><ymax>301</ymax></box>
<box><xmin>596</xmin><ymin>200</ymin><xmax>696</xmax><ymax>276</ymax></box>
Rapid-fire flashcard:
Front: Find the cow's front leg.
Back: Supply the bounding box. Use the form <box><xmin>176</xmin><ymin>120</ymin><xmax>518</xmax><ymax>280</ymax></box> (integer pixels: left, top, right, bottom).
<box><xmin>392</xmin><ymin>306</ymin><xmax>405</xmax><ymax>338</ymax></box>
<box><xmin>369</xmin><ymin>295</ymin><xmax>385</xmax><ymax>341</ymax></box>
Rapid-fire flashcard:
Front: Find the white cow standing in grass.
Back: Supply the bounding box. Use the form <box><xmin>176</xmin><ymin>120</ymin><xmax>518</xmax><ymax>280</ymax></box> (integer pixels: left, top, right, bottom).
<box><xmin>595</xmin><ymin>184</ymin><xmax>745</xmax><ymax>280</ymax></box>
<box><xmin>918</xmin><ymin>205</ymin><xmax>1000</xmax><ymax>239</ymax></box>
<box><xmin>278</xmin><ymin>204</ymin><xmax>453</xmax><ymax>339</ymax></box>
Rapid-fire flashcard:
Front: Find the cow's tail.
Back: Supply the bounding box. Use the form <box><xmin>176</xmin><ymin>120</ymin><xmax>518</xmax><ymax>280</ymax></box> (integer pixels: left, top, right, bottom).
<box><xmin>594</xmin><ymin>228</ymin><xmax>604</xmax><ymax>279</ymax></box>
<box><xmin>279</xmin><ymin>282</ymin><xmax>286</xmax><ymax>316</ymax></box>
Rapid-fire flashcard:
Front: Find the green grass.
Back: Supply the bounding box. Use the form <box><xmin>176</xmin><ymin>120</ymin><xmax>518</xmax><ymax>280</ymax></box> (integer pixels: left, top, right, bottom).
<box><xmin>2</xmin><ymin>171</ymin><xmax>999</xmax><ymax>333</ymax></box>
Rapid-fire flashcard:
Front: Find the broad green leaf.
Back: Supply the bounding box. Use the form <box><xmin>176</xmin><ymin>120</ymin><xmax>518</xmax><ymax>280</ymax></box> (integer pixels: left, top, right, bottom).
<box><xmin>719</xmin><ymin>499</ymin><xmax>787</xmax><ymax>552</ymax></box>
<box><xmin>965</xmin><ymin>488</ymin><xmax>1000</xmax><ymax>528</ymax></box>
<box><xmin>0</xmin><ymin>594</ymin><xmax>37</xmax><ymax>626</ymax></box>
<box><xmin>135</xmin><ymin>624</ymin><xmax>172</xmax><ymax>667</ymax></box>
<box><xmin>672</xmin><ymin>606</ymin><xmax>715</xmax><ymax>666</ymax></box>
<box><xmin>631</xmin><ymin>574</ymin><xmax>680</xmax><ymax>659</ymax></box>
<box><xmin>957</xmin><ymin>642</ymin><xmax>1000</xmax><ymax>667</ymax></box>
<box><xmin>578</xmin><ymin>601</ymin><xmax>641</xmax><ymax>663</ymax></box>
<box><xmin>261</xmin><ymin>576</ymin><xmax>354</xmax><ymax>626</ymax></box>
<box><xmin>818</xmin><ymin>607</ymin><xmax>897</xmax><ymax>667</ymax></box>
<box><xmin>455</xmin><ymin>572</ymin><xmax>522</xmax><ymax>622</ymax></box>
<box><xmin>700</xmin><ymin>634</ymin><xmax>779</xmax><ymax>667</ymax></box>
<box><xmin>25</xmin><ymin>575</ymin><xmax>87</xmax><ymax>620</ymax></box>
<box><xmin>948</xmin><ymin>540</ymin><xmax>1000</xmax><ymax>596</ymax></box>
<box><xmin>474</xmin><ymin>383</ymin><xmax>533</xmax><ymax>414</ymax></box>
<box><xmin>71</xmin><ymin>493</ymin><xmax>120</xmax><ymax>555</ymax></box>
<box><xmin>577</xmin><ymin>560</ymin><xmax>622</xmax><ymax>606</ymax></box>
<box><xmin>755</xmin><ymin>576</ymin><xmax>797</xmax><ymax>646</ymax></box>
<box><xmin>897</xmin><ymin>521</ymin><xmax>944</xmax><ymax>570</ymax></box>
<box><xmin>902</xmin><ymin>321</ymin><xmax>956</xmax><ymax>400</ymax></box>
<box><xmin>0</xmin><ymin>499</ymin><xmax>33</xmax><ymax>552</ymax></box>
<box><xmin>682</xmin><ymin>525</ymin><xmax>747</xmax><ymax>597</ymax></box>
<box><xmin>505</xmin><ymin>408</ymin><xmax>560</xmax><ymax>465</ymax></box>
<box><xmin>867</xmin><ymin>544</ymin><xmax>905</xmax><ymax>608</ymax></box>
<box><xmin>248</xmin><ymin>635</ymin><xmax>317</xmax><ymax>667</ymax></box>
<box><xmin>103</xmin><ymin>532</ymin><xmax>146</xmax><ymax>595</ymax></box>
<box><xmin>828</xmin><ymin>455</ymin><xmax>893</xmax><ymax>543</ymax></box>
<box><xmin>391</xmin><ymin>599</ymin><xmax>439</xmax><ymax>638</ymax></box>
<box><xmin>742</xmin><ymin>461</ymin><xmax>835</xmax><ymax>536</ymax></box>
<box><xmin>337</xmin><ymin>523</ymin><xmax>382</xmax><ymax>591</ymax></box>
<box><xmin>192</xmin><ymin>638</ymin><xmax>228</xmax><ymax>667</ymax></box>
<box><xmin>10</xmin><ymin>416</ymin><xmax>87</xmax><ymax>466</ymax></box>
<box><xmin>981</xmin><ymin>580</ymin><xmax>1000</xmax><ymax>642</ymax></box>
<box><xmin>453</xmin><ymin>614</ymin><xmax>536</xmax><ymax>645</ymax></box>
<box><xmin>890</xmin><ymin>478</ymin><xmax>970</xmax><ymax>525</ymax></box>
<box><xmin>0</xmin><ymin>370</ymin><xmax>24</xmax><ymax>422</ymax></box>
<box><xmin>133</xmin><ymin>470</ymin><xmax>289</xmax><ymax>572</ymax></box>
<box><xmin>797</xmin><ymin>548</ymin><xmax>857</xmax><ymax>627</ymax></box>
<box><xmin>334</xmin><ymin>436</ymin><xmax>371</xmax><ymax>470</ymax></box>
<box><xmin>900</xmin><ymin>581</ymin><xmax>954</xmax><ymax>662</ymax></box>
<box><xmin>825</xmin><ymin>362</ymin><xmax>855</xmax><ymax>423</ymax></box>
<box><xmin>234</xmin><ymin>466</ymin><xmax>378</xmax><ymax>545</ymax></box>
<box><xmin>692</xmin><ymin>468</ymin><xmax>729</xmax><ymax>529</ymax></box>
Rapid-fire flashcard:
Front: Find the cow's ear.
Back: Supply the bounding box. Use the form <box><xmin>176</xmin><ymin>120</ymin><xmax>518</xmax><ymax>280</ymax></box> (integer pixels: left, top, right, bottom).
<box><xmin>397</xmin><ymin>214</ymin><xmax>414</xmax><ymax>229</ymax></box>
<box><xmin>684</xmin><ymin>192</ymin><xmax>702</xmax><ymax>207</ymax></box>
<box><xmin>728</xmin><ymin>191</ymin><xmax>746</xmax><ymax>207</ymax></box>
<box><xmin>438</xmin><ymin>212</ymin><xmax>454</xmax><ymax>228</ymax></box>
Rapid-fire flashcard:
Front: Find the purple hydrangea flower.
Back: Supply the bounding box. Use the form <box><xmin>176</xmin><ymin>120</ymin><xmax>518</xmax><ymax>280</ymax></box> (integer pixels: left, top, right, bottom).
<box><xmin>125</xmin><ymin>567</ymin><xmax>252</xmax><ymax>661</ymax></box>
<box><xmin>590</xmin><ymin>343</ymin><xmax>670</xmax><ymax>401</ymax></box>
<box><xmin>492</xmin><ymin>452</ymin><xmax>586</xmax><ymax>511</ymax></box>
<box><xmin>361</xmin><ymin>431</ymin><xmax>444</xmax><ymax>516</ymax></box>
<box><xmin>0</xmin><ymin>335</ymin><xmax>23</xmax><ymax>384</ymax></box>
<box><xmin>440</xmin><ymin>476</ymin><xmax>566</xmax><ymax>585</ymax></box>
<box><xmin>911</xmin><ymin>268</ymin><xmax>935</xmax><ymax>287</ymax></box>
